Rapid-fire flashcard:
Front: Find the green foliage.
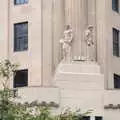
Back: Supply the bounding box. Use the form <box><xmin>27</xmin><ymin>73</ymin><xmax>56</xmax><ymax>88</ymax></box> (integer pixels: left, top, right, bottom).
<box><xmin>0</xmin><ymin>59</ymin><xmax>92</xmax><ymax>120</ymax></box>
<box><xmin>0</xmin><ymin>89</ymin><xmax>92</xmax><ymax>120</ymax></box>
<box><xmin>57</xmin><ymin>108</ymin><xmax>93</xmax><ymax>120</ymax></box>
<box><xmin>0</xmin><ymin>59</ymin><xmax>18</xmax><ymax>89</ymax></box>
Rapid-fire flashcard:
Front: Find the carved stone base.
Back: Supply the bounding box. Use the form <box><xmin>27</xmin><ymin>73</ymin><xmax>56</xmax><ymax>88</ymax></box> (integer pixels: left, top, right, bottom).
<box><xmin>54</xmin><ymin>61</ymin><xmax>104</xmax><ymax>115</ymax></box>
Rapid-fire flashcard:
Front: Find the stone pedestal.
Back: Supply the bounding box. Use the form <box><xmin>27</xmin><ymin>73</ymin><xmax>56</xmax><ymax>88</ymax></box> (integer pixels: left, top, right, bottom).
<box><xmin>54</xmin><ymin>62</ymin><xmax>104</xmax><ymax>115</ymax></box>
<box><xmin>55</xmin><ymin>62</ymin><xmax>104</xmax><ymax>90</ymax></box>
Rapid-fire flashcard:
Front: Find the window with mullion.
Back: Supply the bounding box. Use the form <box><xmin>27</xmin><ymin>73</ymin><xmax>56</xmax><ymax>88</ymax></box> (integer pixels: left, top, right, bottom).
<box><xmin>14</xmin><ymin>69</ymin><xmax>28</xmax><ymax>88</ymax></box>
<box><xmin>114</xmin><ymin>74</ymin><xmax>120</xmax><ymax>88</ymax></box>
<box><xmin>113</xmin><ymin>28</ymin><xmax>119</xmax><ymax>57</ymax></box>
<box><xmin>82</xmin><ymin>116</ymin><xmax>90</xmax><ymax>120</ymax></box>
<box><xmin>14</xmin><ymin>22</ymin><xmax>28</xmax><ymax>52</ymax></box>
<box><xmin>112</xmin><ymin>0</ymin><xmax>119</xmax><ymax>12</ymax></box>
<box><xmin>95</xmin><ymin>116</ymin><xmax>103</xmax><ymax>120</ymax></box>
<box><xmin>14</xmin><ymin>0</ymin><xmax>28</xmax><ymax>5</ymax></box>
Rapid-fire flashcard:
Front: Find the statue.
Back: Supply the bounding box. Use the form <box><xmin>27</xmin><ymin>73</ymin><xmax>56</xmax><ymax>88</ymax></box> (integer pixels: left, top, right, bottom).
<box><xmin>85</xmin><ymin>25</ymin><xmax>95</xmax><ymax>61</ymax></box>
<box><xmin>60</xmin><ymin>25</ymin><xmax>73</xmax><ymax>63</ymax></box>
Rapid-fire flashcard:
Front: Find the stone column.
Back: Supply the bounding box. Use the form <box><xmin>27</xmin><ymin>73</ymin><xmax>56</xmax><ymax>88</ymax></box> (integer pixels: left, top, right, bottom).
<box><xmin>42</xmin><ymin>0</ymin><xmax>65</xmax><ymax>86</ymax></box>
<box><xmin>88</xmin><ymin>0</ymin><xmax>97</xmax><ymax>61</ymax></box>
<box><xmin>52</xmin><ymin>0</ymin><xmax>65</xmax><ymax>72</ymax></box>
<box><xmin>65</xmin><ymin>0</ymin><xmax>88</xmax><ymax>59</ymax></box>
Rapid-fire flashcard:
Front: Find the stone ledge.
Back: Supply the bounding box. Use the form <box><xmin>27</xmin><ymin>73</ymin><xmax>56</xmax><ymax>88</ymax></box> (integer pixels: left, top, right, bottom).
<box><xmin>13</xmin><ymin>87</ymin><xmax>60</xmax><ymax>104</ymax></box>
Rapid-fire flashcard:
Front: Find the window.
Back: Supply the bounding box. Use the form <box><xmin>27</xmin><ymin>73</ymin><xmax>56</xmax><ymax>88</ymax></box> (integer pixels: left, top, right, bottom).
<box><xmin>113</xmin><ymin>28</ymin><xmax>119</xmax><ymax>57</ymax></box>
<box><xmin>112</xmin><ymin>0</ymin><xmax>119</xmax><ymax>12</ymax></box>
<box><xmin>14</xmin><ymin>0</ymin><xmax>28</xmax><ymax>5</ymax></box>
<box><xmin>14</xmin><ymin>22</ymin><xmax>28</xmax><ymax>52</ymax></box>
<box><xmin>114</xmin><ymin>74</ymin><xmax>120</xmax><ymax>88</ymax></box>
<box><xmin>14</xmin><ymin>69</ymin><xmax>28</xmax><ymax>88</ymax></box>
<box><xmin>82</xmin><ymin>116</ymin><xmax>90</xmax><ymax>120</ymax></box>
<box><xmin>95</xmin><ymin>116</ymin><xmax>103</xmax><ymax>120</ymax></box>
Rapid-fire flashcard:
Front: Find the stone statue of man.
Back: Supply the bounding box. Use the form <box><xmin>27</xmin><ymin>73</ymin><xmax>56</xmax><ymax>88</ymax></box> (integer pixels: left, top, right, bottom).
<box><xmin>60</xmin><ymin>25</ymin><xmax>73</xmax><ymax>63</ymax></box>
<box><xmin>85</xmin><ymin>25</ymin><xmax>95</xmax><ymax>61</ymax></box>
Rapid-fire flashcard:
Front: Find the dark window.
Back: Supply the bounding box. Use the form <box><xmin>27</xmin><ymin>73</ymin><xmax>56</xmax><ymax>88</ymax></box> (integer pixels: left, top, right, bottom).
<box><xmin>95</xmin><ymin>116</ymin><xmax>103</xmax><ymax>120</ymax></box>
<box><xmin>112</xmin><ymin>0</ymin><xmax>119</xmax><ymax>12</ymax></box>
<box><xmin>14</xmin><ymin>0</ymin><xmax>28</xmax><ymax>5</ymax></box>
<box><xmin>113</xmin><ymin>28</ymin><xmax>119</xmax><ymax>57</ymax></box>
<box><xmin>14</xmin><ymin>69</ymin><xmax>28</xmax><ymax>88</ymax></box>
<box><xmin>114</xmin><ymin>74</ymin><xmax>120</xmax><ymax>88</ymax></box>
<box><xmin>14</xmin><ymin>22</ymin><xmax>28</xmax><ymax>52</ymax></box>
<box><xmin>82</xmin><ymin>116</ymin><xmax>90</xmax><ymax>120</ymax></box>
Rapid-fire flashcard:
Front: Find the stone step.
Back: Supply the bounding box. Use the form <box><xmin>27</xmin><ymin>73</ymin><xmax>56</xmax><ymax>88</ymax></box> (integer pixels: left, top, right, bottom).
<box><xmin>60</xmin><ymin>89</ymin><xmax>104</xmax><ymax>98</ymax></box>
<box><xmin>55</xmin><ymin>73</ymin><xmax>104</xmax><ymax>90</ymax></box>
<box><xmin>52</xmin><ymin>62</ymin><xmax>104</xmax><ymax>115</ymax></box>
<box><xmin>56</xmin><ymin>62</ymin><xmax>100</xmax><ymax>74</ymax></box>
<box><xmin>55</xmin><ymin>73</ymin><xmax>104</xmax><ymax>82</ymax></box>
<box><xmin>13</xmin><ymin>87</ymin><xmax>60</xmax><ymax>104</ymax></box>
<box><xmin>56</xmin><ymin>81</ymin><xmax>104</xmax><ymax>90</ymax></box>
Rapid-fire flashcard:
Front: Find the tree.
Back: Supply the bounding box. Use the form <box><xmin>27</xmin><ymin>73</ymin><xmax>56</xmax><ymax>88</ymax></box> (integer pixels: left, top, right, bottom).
<box><xmin>0</xmin><ymin>59</ymin><xmax>18</xmax><ymax>90</ymax></box>
<box><xmin>0</xmin><ymin>59</ymin><xmax>92</xmax><ymax>120</ymax></box>
<box><xmin>0</xmin><ymin>59</ymin><xmax>18</xmax><ymax>120</ymax></box>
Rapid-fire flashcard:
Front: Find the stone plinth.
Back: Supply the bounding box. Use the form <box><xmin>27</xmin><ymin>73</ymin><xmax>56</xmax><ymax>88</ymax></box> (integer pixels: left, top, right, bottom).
<box><xmin>56</xmin><ymin>61</ymin><xmax>101</xmax><ymax>74</ymax></box>
<box><xmin>54</xmin><ymin>62</ymin><xmax>104</xmax><ymax>116</ymax></box>
<box><xmin>55</xmin><ymin>62</ymin><xmax>104</xmax><ymax>90</ymax></box>
<box><xmin>13</xmin><ymin>87</ymin><xmax>60</xmax><ymax>104</ymax></box>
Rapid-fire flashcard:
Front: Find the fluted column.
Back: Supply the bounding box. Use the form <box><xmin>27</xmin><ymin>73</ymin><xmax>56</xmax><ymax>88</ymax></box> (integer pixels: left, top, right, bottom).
<box><xmin>65</xmin><ymin>0</ymin><xmax>88</xmax><ymax>58</ymax></box>
<box><xmin>88</xmin><ymin>0</ymin><xmax>97</xmax><ymax>61</ymax></box>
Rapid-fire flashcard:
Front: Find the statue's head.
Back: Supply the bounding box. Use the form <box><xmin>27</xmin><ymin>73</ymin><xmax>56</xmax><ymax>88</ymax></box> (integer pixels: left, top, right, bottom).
<box><xmin>65</xmin><ymin>25</ymin><xmax>71</xmax><ymax>30</ymax></box>
<box><xmin>88</xmin><ymin>25</ymin><xmax>93</xmax><ymax>31</ymax></box>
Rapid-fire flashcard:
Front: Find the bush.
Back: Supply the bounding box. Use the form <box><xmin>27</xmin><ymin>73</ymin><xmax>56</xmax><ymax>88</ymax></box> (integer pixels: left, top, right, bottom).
<box><xmin>0</xmin><ymin>59</ymin><xmax>92</xmax><ymax>120</ymax></box>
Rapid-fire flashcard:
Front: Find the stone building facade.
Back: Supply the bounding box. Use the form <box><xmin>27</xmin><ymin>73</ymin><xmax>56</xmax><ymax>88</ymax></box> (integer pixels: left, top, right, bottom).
<box><xmin>0</xmin><ymin>0</ymin><xmax>120</xmax><ymax>120</ymax></box>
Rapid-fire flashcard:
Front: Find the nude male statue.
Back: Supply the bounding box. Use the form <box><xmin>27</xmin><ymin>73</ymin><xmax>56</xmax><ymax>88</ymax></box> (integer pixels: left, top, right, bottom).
<box><xmin>60</xmin><ymin>25</ymin><xmax>73</xmax><ymax>62</ymax></box>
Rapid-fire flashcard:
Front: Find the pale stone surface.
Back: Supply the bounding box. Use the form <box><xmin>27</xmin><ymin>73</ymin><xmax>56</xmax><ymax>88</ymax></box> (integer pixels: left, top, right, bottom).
<box><xmin>0</xmin><ymin>0</ymin><xmax>9</xmax><ymax>59</ymax></box>
<box><xmin>104</xmin><ymin>91</ymin><xmax>120</xmax><ymax>120</ymax></box>
<box><xmin>54</xmin><ymin>62</ymin><xmax>104</xmax><ymax>116</ymax></box>
<box><xmin>14</xmin><ymin>87</ymin><xmax>60</xmax><ymax>104</ymax></box>
<box><xmin>1</xmin><ymin>0</ymin><xmax>120</xmax><ymax>120</ymax></box>
<box><xmin>65</xmin><ymin>0</ymin><xmax>88</xmax><ymax>57</ymax></box>
<box><xmin>6</xmin><ymin>0</ymin><xmax>65</xmax><ymax>87</ymax></box>
<box><xmin>57</xmin><ymin>62</ymin><xmax>101</xmax><ymax>73</ymax></box>
<box><xmin>54</xmin><ymin>62</ymin><xmax>104</xmax><ymax>90</ymax></box>
<box><xmin>42</xmin><ymin>0</ymin><xmax>64</xmax><ymax>86</ymax></box>
<box><xmin>0</xmin><ymin>0</ymin><xmax>119</xmax><ymax>91</ymax></box>
<box><xmin>65</xmin><ymin>0</ymin><xmax>96</xmax><ymax>62</ymax></box>
<box><xmin>60</xmin><ymin>91</ymin><xmax>104</xmax><ymax>116</ymax></box>
<box><xmin>9</xmin><ymin>0</ymin><xmax>42</xmax><ymax>86</ymax></box>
